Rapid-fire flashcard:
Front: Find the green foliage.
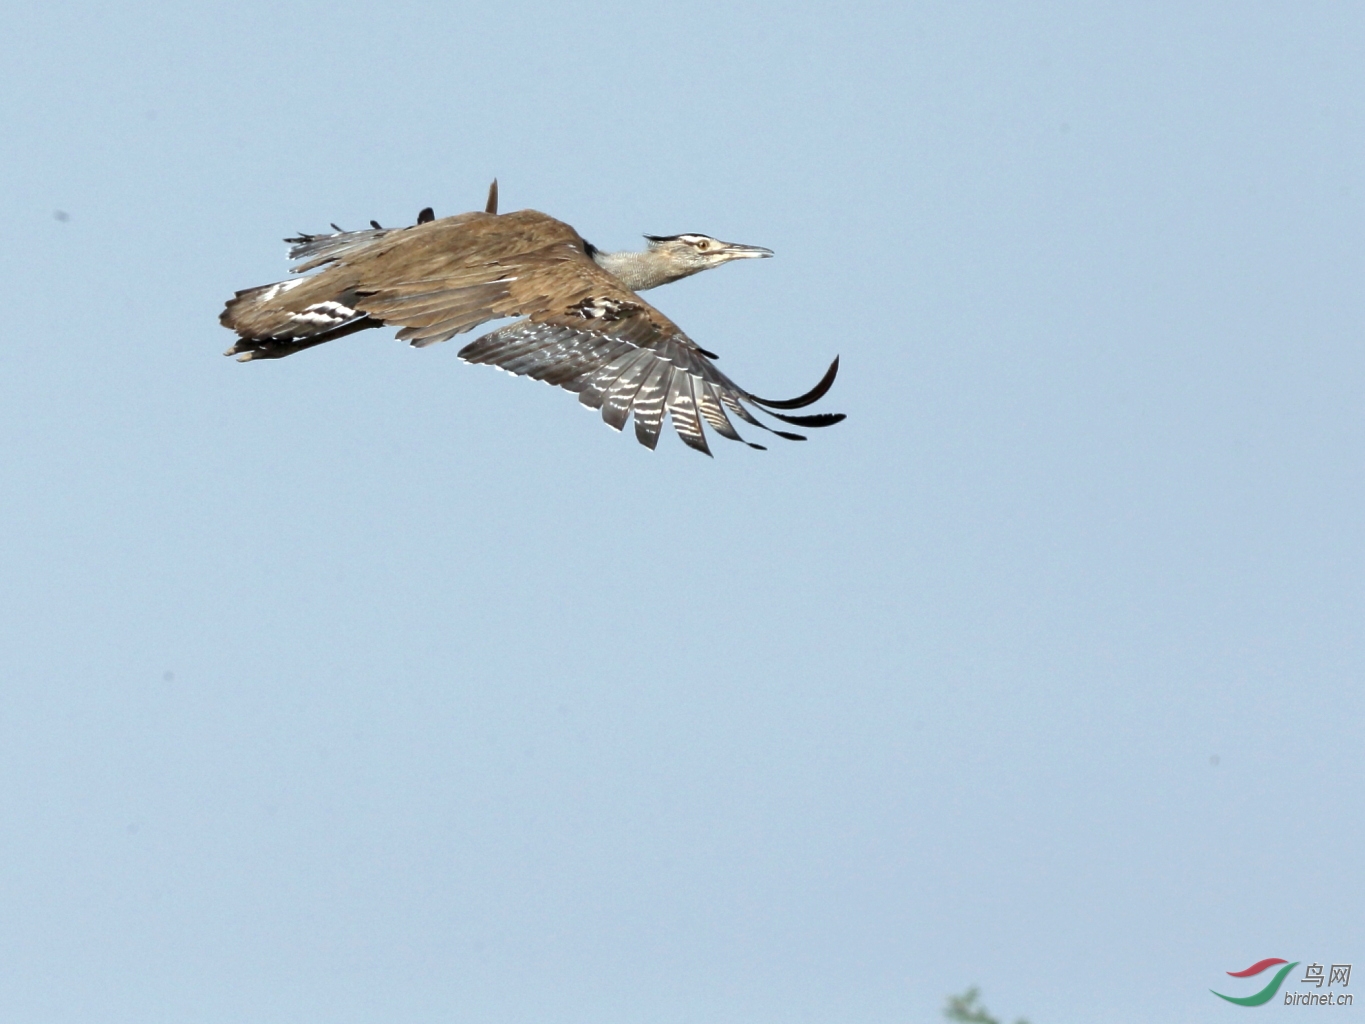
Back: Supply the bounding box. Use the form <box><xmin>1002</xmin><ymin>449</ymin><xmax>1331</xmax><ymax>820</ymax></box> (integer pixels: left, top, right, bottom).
<box><xmin>943</xmin><ymin>987</ymin><xmax>1030</xmax><ymax>1024</ymax></box>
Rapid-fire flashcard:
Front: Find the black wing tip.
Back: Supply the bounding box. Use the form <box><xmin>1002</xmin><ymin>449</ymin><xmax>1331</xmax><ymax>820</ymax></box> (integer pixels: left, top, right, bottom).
<box><xmin>485</xmin><ymin>179</ymin><xmax>499</xmax><ymax>215</ymax></box>
<box><xmin>416</xmin><ymin>207</ymin><xmax>435</xmax><ymax>224</ymax></box>
<box><xmin>747</xmin><ymin>355</ymin><xmax>841</xmax><ymax>410</ymax></box>
<box><xmin>766</xmin><ymin>410</ymin><xmax>846</xmax><ymax>428</ymax></box>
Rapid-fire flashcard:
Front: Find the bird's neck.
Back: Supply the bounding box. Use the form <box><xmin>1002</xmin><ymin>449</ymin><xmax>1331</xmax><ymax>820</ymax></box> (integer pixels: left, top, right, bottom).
<box><xmin>592</xmin><ymin>248</ymin><xmax>688</xmax><ymax>292</ymax></box>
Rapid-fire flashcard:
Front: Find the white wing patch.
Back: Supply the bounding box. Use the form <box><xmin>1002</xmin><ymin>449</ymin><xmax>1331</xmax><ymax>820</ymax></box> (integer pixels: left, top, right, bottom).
<box><xmin>570</xmin><ymin>296</ymin><xmax>639</xmax><ymax>321</ymax></box>
<box><xmin>260</xmin><ymin>279</ymin><xmax>305</xmax><ymax>302</ymax></box>
<box><xmin>290</xmin><ymin>300</ymin><xmax>358</xmax><ymax>327</ymax></box>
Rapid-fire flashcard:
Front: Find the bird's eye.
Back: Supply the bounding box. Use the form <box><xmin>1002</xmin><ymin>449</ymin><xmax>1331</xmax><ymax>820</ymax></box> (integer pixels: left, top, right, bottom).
<box><xmin>695</xmin><ymin>239</ymin><xmax>710</xmax><ymax>250</ymax></box>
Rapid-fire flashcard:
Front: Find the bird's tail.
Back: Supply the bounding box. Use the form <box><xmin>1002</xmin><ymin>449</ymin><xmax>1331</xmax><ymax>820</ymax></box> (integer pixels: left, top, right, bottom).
<box><xmin>220</xmin><ymin>279</ymin><xmax>377</xmax><ymax>361</ymax></box>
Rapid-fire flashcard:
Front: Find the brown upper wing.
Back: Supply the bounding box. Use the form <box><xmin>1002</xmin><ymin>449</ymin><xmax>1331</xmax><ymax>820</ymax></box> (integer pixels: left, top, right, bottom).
<box><xmin>349</xmin><ymin>210</ymin><xmax>607</xmax><ymax>346</ymax></box>
<box><xmin>223</xmin><ymin>210</ymin><xmax>574</xmax><ymax>348</ymax></box>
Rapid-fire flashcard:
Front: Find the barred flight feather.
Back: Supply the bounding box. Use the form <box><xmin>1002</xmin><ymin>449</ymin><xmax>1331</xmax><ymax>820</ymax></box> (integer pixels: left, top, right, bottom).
<box><xmin>666</xmin><ymin>372</ymin><xmax>711</xmax><ymax>456</ymax></box>
<box><xmin>584</xmin><ymin>352</ymin><xmax>652</xmax><ymax>415</ymax></box>
<box><xmin>599</xmin><ymin>352</ymin><xmax>657</xmax><ymax>429</ymax></box>
<box><xmin>631</xmin><ymin>363</ymin><xmax>672</xmax><ymax>450</ymax></box>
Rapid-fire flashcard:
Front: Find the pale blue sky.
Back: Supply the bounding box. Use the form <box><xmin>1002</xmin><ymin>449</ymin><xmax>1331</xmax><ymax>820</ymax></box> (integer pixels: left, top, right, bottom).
<box><xmin>2</xmin><ymin>3</ymin><xmax>1362</xmax><ymax>1022</ymax></box>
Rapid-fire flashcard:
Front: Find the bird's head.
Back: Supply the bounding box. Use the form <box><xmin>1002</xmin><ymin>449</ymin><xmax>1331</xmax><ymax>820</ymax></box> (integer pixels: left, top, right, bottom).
<box><xmin>643</xmin><ymin>233</ymin><xmax>774</xmax><ymax>276</ymax></box>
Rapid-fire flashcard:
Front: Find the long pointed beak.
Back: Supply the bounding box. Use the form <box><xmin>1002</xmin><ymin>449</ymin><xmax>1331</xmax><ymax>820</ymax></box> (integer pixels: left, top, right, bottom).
<box><xmin>718</xmin><ymin>241</ymin><xmax>774</xmax><ymax>259</ymax></box>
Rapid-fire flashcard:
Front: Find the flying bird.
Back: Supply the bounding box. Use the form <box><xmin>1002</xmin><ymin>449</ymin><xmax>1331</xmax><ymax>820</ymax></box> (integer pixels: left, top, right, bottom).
<box><xmin>220</xmin><ymin>182</ymin><xmax>844</xmax><ymax>454</ymax></box>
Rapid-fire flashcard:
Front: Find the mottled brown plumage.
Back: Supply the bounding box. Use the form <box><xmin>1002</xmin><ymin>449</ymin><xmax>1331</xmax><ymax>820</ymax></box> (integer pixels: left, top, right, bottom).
<box><xmin>220</xmin><ymin>183</ymin><xmax>844</xmax><ymax>453</ymax></box>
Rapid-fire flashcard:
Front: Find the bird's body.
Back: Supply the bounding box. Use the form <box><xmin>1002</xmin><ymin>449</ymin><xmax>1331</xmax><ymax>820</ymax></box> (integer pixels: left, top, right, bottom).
<box><xmin>220</xmin><ymin>183</ymin><xmax>843</xmax><ymax>453</ymax></box>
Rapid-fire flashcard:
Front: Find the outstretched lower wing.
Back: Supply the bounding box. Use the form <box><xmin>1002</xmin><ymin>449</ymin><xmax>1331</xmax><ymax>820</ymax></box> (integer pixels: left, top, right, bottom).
<box><xmin>456</xmin><ymin>304</ymin><xmax>844</xmax><ymax>454</ymax></box>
